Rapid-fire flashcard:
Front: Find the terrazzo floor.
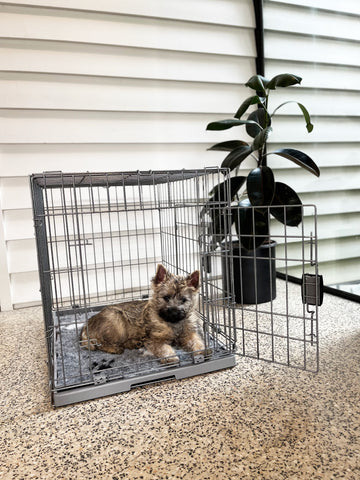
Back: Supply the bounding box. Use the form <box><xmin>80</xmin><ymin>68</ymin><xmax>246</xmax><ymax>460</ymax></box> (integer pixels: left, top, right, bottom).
<box><xmin>1</xmin><ymin>289</ymin><xmax>360</xmax><ymax>479</ymax></box>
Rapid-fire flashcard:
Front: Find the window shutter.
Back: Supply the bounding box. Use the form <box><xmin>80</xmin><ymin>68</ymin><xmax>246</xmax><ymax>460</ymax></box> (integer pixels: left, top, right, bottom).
<box><xmin>264</xmin><ymin>0</ymin><xmax>360</xmax><ymax>291</ymax></box>
<box><xmin>0</xmin><ymin>0</ymin><xmax>257</xmax><ymax>308</ymax></box>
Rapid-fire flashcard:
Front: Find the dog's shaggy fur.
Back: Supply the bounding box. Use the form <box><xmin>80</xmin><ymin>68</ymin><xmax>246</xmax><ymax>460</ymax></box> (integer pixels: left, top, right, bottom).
<box><xmin>80</xmin><ymin>264</ymin><xmax>205</xmax><ymax>364</ymax></box>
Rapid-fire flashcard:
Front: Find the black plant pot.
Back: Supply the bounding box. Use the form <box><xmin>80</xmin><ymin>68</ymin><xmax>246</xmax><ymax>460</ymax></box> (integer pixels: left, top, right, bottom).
<box><xmin>223</xmin><ymin>240</ymin><xmax>277</xmax><ymax>304</ymax></box>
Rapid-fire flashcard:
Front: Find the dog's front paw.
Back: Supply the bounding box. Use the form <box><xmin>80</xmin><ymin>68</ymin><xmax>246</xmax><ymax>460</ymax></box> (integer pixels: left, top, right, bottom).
<box><xmin>160</xmin><ymin>354</ymin><xmax>180</xmax><ymax>365</ymax></box>
<box><xmin>200</xmin><ymin>347</ymin><xmax>213</xmax><ymax>357</ymax></box>
<box><xmin>145</xmin><ymin>343</ymin><xmax>179</xmax><ymax>365</ymax></box>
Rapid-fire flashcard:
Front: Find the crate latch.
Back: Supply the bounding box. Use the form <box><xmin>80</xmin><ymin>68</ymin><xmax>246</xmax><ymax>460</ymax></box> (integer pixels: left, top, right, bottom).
<box><xmin>302</xmin><ymin>273</ymin><xmax>323</xmax><ymax>345</ymax></box>
<box><xmin>302</xmin><ymin>273</ymin><xmax>324</xmax><ymax>307</ymax></box>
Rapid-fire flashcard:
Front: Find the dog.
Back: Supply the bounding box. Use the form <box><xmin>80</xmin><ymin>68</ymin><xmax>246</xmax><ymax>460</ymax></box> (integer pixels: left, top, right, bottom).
<box><xmin>80</xmin><ymin>264</ymin><xmax>206</xmax><ymax>364</ymax></box>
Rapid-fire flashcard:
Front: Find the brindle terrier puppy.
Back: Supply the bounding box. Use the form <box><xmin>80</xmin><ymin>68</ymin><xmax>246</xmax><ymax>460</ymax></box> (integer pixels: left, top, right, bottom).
<box><xmin>80</xmin><ymin>264</ymin><xmax>206</xmax><ymax>364</ymax></box>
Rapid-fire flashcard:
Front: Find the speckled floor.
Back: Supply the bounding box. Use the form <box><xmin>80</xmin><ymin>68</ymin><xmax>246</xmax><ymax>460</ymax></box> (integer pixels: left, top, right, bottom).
<box><xmin>1</xmin><ymin>290</ymin><xmax>360</xmax><ymax>479</ymax></box>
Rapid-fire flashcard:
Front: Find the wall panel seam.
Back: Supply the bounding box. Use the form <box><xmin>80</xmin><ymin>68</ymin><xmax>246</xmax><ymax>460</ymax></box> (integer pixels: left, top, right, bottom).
<box><xmin>0</xmin><ymin>1</ymin><xmax>255</xmax><ymax>28</ymax></box>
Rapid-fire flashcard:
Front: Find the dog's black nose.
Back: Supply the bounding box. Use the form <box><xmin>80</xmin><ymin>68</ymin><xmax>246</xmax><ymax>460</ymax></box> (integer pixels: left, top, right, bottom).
<box><xmin>160</xmin><ymin>307</ymin><xmax>186</xmax><ymax>323</ymax></box>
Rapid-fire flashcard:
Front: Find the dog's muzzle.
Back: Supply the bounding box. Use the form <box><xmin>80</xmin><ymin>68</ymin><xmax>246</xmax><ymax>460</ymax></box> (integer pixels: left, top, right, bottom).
<box><xmin>160</xmin><ymin>307</ymin><xmax>186</xmax><ymax>323</ymax></box>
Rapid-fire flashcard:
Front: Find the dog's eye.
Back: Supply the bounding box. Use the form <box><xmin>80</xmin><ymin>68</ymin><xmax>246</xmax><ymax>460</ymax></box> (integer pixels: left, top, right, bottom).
<box><xmin>181</xmin><ymin>297</ymin><xmax>187</xmax><ymax>304</ymax></box>
<box><xmin>163</xmin><ymin>295</ymin><xmax>171</xmax><ymax>302</ymax></box>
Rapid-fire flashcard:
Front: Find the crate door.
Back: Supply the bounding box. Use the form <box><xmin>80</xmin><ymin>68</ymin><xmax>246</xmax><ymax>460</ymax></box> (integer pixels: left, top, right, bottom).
<box><xmin>200</xmin><ymin>204</ymin><xmax>321</xmax><ymax>372</ymax></box>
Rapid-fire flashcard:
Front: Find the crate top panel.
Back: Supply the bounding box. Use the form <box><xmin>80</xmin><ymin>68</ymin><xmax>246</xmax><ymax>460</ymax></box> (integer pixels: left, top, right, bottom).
<box><xmin>30</xmin><ymin>168</ymin><xmax>227</xmax><ymax>188</ymax></box>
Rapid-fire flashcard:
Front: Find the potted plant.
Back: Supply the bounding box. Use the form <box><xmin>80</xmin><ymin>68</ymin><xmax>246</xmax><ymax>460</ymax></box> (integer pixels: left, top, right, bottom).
<box><xmin>205</xmin><ymin>73</ymin><xmax>320</xmax><ymax>304</ymax></box>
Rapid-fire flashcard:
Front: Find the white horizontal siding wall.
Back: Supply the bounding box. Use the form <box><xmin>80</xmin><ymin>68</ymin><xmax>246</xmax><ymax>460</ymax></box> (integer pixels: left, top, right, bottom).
<box><xmin>0</xmin><ymin>0</ymin><xmax>256</xmax><ymax>309</ymax></box>
<box><xmin>264</xmin><ymin>0</ymin><xmax>360</xmax><ymax>286</ymax></box>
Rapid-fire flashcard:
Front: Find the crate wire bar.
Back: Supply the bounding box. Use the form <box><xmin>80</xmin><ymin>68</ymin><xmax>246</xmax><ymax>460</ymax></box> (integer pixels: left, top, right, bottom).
<box><xmin>31</xmin><ymin>169</ymin><xmax>320</xmax><ymax>407</ymax></box>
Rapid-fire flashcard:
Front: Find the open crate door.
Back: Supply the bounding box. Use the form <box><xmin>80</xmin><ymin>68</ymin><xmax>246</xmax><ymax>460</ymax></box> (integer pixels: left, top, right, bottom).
<box><xmin>199</xmin><ymin>203</ymin><xmax>321</xmax><ymax>372</ymax></box>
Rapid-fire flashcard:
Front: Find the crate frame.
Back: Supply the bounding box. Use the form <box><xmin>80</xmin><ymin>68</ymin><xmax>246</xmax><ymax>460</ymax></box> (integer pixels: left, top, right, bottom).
<box><xmin>30</xmin><ymin>168</ymin><xmax>320</xmax><ymax>406</ymax></box>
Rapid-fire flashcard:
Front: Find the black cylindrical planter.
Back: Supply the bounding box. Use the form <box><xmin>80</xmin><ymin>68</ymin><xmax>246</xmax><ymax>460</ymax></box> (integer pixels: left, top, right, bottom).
<box><xmin>223</xmin><ymin>241</ymin><xmax>276</xmax><ymax>304</ymax></box>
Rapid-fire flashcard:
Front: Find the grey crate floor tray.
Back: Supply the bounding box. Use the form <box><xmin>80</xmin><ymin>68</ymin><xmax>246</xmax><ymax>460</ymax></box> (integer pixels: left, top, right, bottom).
<box><xmin>52</xmin><ymin>307</ymin><xmax>235</xmax><ymax>406</ymax></box>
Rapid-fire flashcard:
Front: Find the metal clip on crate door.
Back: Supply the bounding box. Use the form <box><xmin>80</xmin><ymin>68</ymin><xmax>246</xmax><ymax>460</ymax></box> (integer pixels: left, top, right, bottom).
<box><xmin>302</xmin><ymin>274</ymin><xmax>324</xmax><ymax>307</ymax></box>
<box><xmin>302</xmin><ymin>273</ymin><xmax>323</xmax><ymax>348</ymax></box>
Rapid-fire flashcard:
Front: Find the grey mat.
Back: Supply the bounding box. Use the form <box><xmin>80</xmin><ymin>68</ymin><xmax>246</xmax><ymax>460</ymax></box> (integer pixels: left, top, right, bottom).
<box><xmin>54</xmin><ymin>309</ymin><xmax>215</xmax><ymax>389</ymax></box>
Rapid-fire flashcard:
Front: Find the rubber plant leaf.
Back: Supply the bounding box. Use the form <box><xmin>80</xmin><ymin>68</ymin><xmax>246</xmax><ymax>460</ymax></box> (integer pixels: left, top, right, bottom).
<box><xmin>247</xmin><ymin>166</ymin><xmax>275</xmax><ymax>206</ymax></box>
<box><xmin>207</xmin><ymin>140</ymin><xmax>249</xmax><ymax>152</ymax></box>
<box><xmin>266</xmin><ymin>73</ymin><xmax>302</xmax><ymax>89</ymax></box>
<box><xmin>206</xmin><ymin>119</ymin><xmax>258</xmax><ymax>131</ymax></box>
<box><xmin>208</xmin><ymin>207</ymin><xmax>228</xmax><ymax>248</ymax></box>
<box><xmin>209</xmin><ymin>176</ymin><xmax>247</xmax><ymax>201</ymax></box>
<box><xmin>245</xmin><ymin>75</ymin><xmax>270</xmax><ymax>93</ymax></box>
<box><xmin>206</xmin><ymin>176</ymin><xmax>247</xmax><ymax>246</ymax></box>
<box><xmin>270</xmin><ymin>182</ymin><xmax>302</xmax><ymax>227</ymax></box>
<box><xmin>268</xmin><ymin>148</ymin><xmax>320</xmax><ymax>177</ymax></box>
<box><xmin>221</xmin><ymin>145</ymin><xmax>253</xmax><ymax>171</ymax></box>
<box><xmin>234</xmin><ymin>95</ymin><xmax>266</xmax><ymax>119</ymax></box>
<box><xmin>234</xmin><ymin>199</ymin><xmax>269</xmax><ymax>251</ymax></box>
<box><xmin>245</xmin><ymin>108</ymin><xmax>270</xmax><ymax>138</ymax></box>
<box><xmin>252</xmin><ymin>126</ymin><xmax>272</xmax><ymax>152</ymax></box>
<box><xmin>272</xmin><ymin>101</ymin><xmax>313</xmax><ymax>133</ymax></box>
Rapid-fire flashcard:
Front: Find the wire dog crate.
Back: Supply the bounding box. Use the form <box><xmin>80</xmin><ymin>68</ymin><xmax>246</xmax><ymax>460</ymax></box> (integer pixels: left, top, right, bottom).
<box><xmin>31</xmin><ymin>168</ymin><xmax>321</xmax><ymax>406</ymax></box>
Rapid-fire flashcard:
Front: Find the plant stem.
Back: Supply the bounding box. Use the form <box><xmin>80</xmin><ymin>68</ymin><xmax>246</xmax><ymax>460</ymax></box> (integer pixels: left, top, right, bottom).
<box><xmin>260</xmin><ymin>90</ymin><xmax>270</xmax><ymax>167</ymax></box>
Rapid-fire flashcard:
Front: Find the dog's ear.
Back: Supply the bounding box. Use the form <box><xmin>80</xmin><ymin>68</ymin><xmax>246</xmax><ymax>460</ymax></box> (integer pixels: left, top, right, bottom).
<box><xmin>154</xmin><ymin>264</ymin><xmax>168</xmax><ymax>285</ymax></box>
<box><xmin>187</xmin><ymin>270</ymin><xmax>200</xmax><ymax>290</ymax></box>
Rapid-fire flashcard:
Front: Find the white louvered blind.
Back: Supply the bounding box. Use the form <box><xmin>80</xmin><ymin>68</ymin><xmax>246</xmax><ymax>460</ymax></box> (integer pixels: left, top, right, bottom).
<box><xmin>263</xmin><ymin>0</ymin><xmax>360</xmax><ymax>291</ymax></box>
<box><xmin>0</xmin><ymin>0</ymin><xmax>256</xmax><ymax>309</ymax></box>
